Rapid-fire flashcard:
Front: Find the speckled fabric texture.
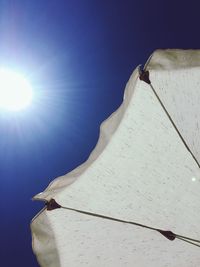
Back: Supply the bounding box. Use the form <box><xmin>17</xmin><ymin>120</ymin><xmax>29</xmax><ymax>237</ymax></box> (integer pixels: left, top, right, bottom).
<box><xmin>31</xmin><ymin>50</ymin><xmax>200</xmax><ymax>267</ymax></box>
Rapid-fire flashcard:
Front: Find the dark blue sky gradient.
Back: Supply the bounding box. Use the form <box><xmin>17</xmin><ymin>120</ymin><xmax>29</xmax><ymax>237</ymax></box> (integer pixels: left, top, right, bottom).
<box><xmin>0</xmin><ymin>0</ymin><xmax>199</xmax><ymax>266</ymax></box>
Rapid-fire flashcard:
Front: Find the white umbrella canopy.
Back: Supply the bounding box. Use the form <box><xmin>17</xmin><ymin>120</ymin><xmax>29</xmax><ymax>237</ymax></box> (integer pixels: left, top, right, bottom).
<box><xmin>31</xmin><ymin>49</ymin><xmax>200</xmax><ymax>267</ymax></box>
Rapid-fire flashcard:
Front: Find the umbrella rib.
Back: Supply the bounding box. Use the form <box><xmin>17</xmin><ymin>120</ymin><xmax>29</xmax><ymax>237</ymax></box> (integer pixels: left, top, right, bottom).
<box><xmin>176</xmin><ymin>234</ymin><xmax>200</xmax><ymax>243</ymax></box>
<box><xmin>139</xmin><ymin>69</ymin><xmax>200</xmax><ymax>168</ymax></box>
<box><xmin>176</xmin><ymin>236</ymin><xmax>200</xmax><ymax>248</ymax></box>
<box><xmin>51</xmin><ymin>202</ymin><xmax>200</xmax><ymax>248</ymax></box>
<box><xmin>149</xmin><ymin>82</ymin><xmax>200</xmax><ymax>168</ymax></box>
<box><xmin>61</xmin><ymin>205</ymin><xmax>157</xmax><ymax>231</ymax></box>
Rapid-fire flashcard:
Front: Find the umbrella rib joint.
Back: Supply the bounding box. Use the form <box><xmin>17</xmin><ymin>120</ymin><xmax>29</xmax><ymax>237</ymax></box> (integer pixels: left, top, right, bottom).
<box><xmin>46</xmin><ymin>199</ymin><xmax>200</xmax><ymax>248</ymax></box>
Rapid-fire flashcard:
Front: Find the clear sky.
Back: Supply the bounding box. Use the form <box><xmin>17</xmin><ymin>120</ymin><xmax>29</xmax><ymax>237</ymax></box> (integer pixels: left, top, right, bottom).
<box><xmin>0</xmin><ymin>0</ymin><xmax>199</xmax><ymax>266</ymax></box>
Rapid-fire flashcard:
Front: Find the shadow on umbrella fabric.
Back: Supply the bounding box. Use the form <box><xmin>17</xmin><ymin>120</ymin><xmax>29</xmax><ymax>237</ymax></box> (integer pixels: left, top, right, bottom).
<box><xmin>31</xmin><ymin>49</ymin><xmax>200</xmax><ymax>267</ymax></box>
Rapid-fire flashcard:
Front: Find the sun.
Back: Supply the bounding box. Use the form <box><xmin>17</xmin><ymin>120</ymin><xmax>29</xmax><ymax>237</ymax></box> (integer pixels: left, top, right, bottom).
<box><xmin>0</xmin><ymin>68</ymin><xmax>33</xmax><ymax>111</ymax></box>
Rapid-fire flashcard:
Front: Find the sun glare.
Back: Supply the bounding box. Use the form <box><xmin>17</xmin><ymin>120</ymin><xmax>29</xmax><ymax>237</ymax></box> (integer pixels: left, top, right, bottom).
<box><xmin>0</xmin><ymin>68</ymin><xmax>33</xmax><ymax>111</ymax></box>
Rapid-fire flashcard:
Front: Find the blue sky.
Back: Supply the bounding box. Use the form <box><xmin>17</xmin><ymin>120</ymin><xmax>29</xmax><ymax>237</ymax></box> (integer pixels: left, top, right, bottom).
<box><xmin>0</xmin><ymin>0</ymin><xmax>199</xmax><ymax>266</ymax></box>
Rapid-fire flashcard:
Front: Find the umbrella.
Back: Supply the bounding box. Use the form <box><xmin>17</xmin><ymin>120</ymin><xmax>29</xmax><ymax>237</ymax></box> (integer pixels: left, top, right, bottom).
<box><xmin>31</xmin><ymin>49</ymin><xmax>200</xmax><ymax>267</ymax></box>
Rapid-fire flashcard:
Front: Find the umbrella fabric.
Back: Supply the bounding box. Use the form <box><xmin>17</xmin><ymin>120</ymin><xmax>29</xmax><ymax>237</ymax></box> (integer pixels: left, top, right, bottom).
<box><xmin>31</xmin><ymin>49</ymin><xmax>200</xmax><ymax>267</ymax></box>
